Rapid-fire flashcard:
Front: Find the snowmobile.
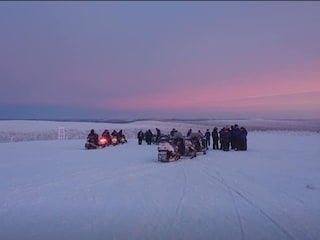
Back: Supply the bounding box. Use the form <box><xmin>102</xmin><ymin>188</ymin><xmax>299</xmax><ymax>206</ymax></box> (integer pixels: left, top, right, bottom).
<box><xmin>111</xmin><ymin>136</ymin><xmax>118</xmax><ymax>146</ymax></box>
<box><xmin>85</xmin><ymin>142</ymin><xmax>98</xmax><ymax>150</ymax></box>
<box><xmin>119</xmin><ymin>135</ymin><xmax>127</xmax><ymax>144</ymax></box>
<box><xmin>158</xmin><ymin>138</ymin><xmax>180</xmax><ymax>162</ymax></box>
<box><xmin>85</xmin><ymin>138</ymin><xmax>99</xmax><ymax>150</ymax></box>
<box><xmin>183</xmin><ymin>138</ymin><xmax>197</xmax><ymax>158</ymax></box>
<box><xmin>188</xmin><ymin>135</ymin><xmax>207</xmax><ymax>155</ymax></box>
<box><xmin>157</xmin><ymin>135</ymin><xmax>196</xmax><ymax>162</ymax></box>
<box><xmin>99</xmin><ymin>136</ymin><xmax>111</xmax><ymax>148</ymax></box>
<box><xmin>85</xmin><ymin>136</ymin><xmax>110</xmax><ymax>149</ymax></box>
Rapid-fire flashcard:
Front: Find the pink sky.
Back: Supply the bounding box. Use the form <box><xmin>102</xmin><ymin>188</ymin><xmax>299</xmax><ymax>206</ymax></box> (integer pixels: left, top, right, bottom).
<box><xmin>0</xmin><ymin>2</ymin><xmax>320</xmax><ymax>119</ymax></box>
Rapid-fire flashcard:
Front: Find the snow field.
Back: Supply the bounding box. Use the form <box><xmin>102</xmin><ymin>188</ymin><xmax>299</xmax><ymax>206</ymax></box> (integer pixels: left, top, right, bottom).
<box><xmin>0</xmin><ymin>121</ymin><xmax>319</xmax><ymax>240</ymax></box>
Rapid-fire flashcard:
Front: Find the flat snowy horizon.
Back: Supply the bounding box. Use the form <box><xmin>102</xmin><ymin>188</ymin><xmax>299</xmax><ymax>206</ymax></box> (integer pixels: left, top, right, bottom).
<box><xmin>0</xmin><ymin>120</ymin><xmax>319</xmax><ymax>240</ymax></box>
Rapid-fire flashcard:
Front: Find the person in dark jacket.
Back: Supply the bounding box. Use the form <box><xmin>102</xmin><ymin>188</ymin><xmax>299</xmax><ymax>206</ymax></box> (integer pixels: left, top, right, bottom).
<box><xmin>220</xmin><ymin>127</ymin><xmax>231</xmax><ymax>151</ymax></box>
<box><xmin>219</xmin><ymin>128</ymin><xmax>223</xmax><ymax>149</ymax></box>
<box><xmin>170</xmin><ymin>128</ymin><xmax>177</xmax><ymax>137</ymax></box>
<box><xmin>102</xmin><ymin>129</ymin><xmax>110</xmax><ymax>137</ymax></box>
<box><xmin>211</xmin><ymin>127</ymin><xmax>219</xmax><ymax>150</ymax></box>
<box><xmin>111</xmin><ymin>130</ymin><xmax>118</xmax><ymax>137</ymax></box>
<box><xmin>86</xmin><ymin>129</ymin><xmax>99</xmax><ymax>149</ymax></box>
<box><xmin>239</xmin><ymin>127</ymin><xmax>248</xmax><ymax>151</ymax></box>
<box><xmin>230</xmin><ymin>125</ymin><xmax>235</xmax><ymax>150</ymax></box>
<box><xmin>187</xmin><ymin>129</ymin><xmax>192</xmax><ymax>137</ymax></box>
<box><xmin>173</xmin><ymin>131</ymin><xmax>185</xmax><ymax>156</ymax></box>
<box><xmin>232</xmin><ymin>124</ymin><xmax>241</xmax><ymax>151</ymax></box>
<box><xmin>145</xmin><ymin>129</ymin><xmax>153</xmax><ymax>145</ymax></box>
<box><xmin>101</xmin><ymin>129</ymin><xmax>111</xmax><ymax>145</ymax></box>
<box><xmin>117</xmin><ymin>129</ymin><xmax>123</xmax><ymax>139</ymax></box>
<box><xmin>137</xmin><ymin>130</ymin><xmax>144</xmax><ymax>145</ymax></box>
<box><xmin>155</xmin><ymin>128</ymin><xmax>161</xmax><ymax>144</ymax></box>
<box><xmin>205</xmin><ymin>129</ymin><xmax>211</xmax><ymax>147</ymax></box>
<box><xmin>117</xmin><ymin>129</ymin><xmax>127</xmax><ymax>143</ymax></box>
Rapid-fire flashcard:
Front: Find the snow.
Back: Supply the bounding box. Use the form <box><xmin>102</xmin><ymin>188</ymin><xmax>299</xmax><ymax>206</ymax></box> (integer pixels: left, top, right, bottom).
<box><xmin>0</xmin><ymin>120</ymin><xmax>320</xmax><ymax>240</ymax></box>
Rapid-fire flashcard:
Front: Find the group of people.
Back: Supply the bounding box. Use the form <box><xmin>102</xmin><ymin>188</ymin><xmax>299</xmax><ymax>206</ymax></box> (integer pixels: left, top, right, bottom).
<box><xmin>137</xmin><ymin>128</ymin><xmax>161</xmax><ymax>145</ymax></box>
<box><xmin>185</xmin><ymin>125</ymin><xmax>247</xmax><ymax>151</ymax></box>
<box><xmin>208</xmin><ymin>125</ymin><xmax>248</xmax><ymax>151</ymax></box>
<box><xmin>137</xmin><ymin>124</ymin><xmax>248</xmax><ymax>152</ymax></box>
<box><xmin>86</xmin><ymin>129</ymin><xmax>127</xmax><ymax>149</ymax></box>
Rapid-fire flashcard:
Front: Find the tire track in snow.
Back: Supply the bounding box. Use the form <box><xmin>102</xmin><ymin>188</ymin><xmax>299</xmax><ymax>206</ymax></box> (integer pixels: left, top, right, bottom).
<box><xmin>198</xmin><ymin>166</ymin><xmax>245</xmax><ymax>240</ymax></box>
<box><xmin>175</xmin><ymin>164</ymin><xmax>187</xmax><ymax>217</ymax></box>
<box><xmin>230</xmin><ymin>188</ymin><xmax>316</xmax><ymax>240</ymax></box>
<box><xmin>166</xmin><ymin>163</ymin><xmax>188</xmax><ymax>239</ymax></box>
<box><xmin>197</xmin><ymin>161</ymin><xmax>298</xmax><ymax>240</ymax></box>
<box><xmin>226</xmin><ymin>181</ymin><xmax>245</xmax><ymax>240</ymax></box>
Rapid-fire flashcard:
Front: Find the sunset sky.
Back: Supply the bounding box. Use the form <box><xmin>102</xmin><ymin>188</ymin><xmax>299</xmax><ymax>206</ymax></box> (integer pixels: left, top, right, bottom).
<box><xmin>0</xmin><ymin>1</ymin><xmax>319</xmax><ymax>119</ymax></box>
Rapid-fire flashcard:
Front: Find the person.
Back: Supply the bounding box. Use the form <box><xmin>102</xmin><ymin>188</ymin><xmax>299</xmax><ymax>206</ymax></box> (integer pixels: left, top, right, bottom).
<box><xmin>145</xmin><ymin>129</ymin><xmax>153</xmax><ymax>145</ymax></box>
<box><xmin>170</xmin><ymin>128</ymin><xmax>177</xmax><ymax>137</ymax></box>
<box><xmin>220</xmin><ymin>127</ymin><xmax>231</xmax><ymax>151</ymax></box>
<box><xmin>205</xmin><ymin>129</ymin><xmax>211</xmax><ymax>146</ymax></box>
<box><xmin>118</xmin><ymin>129</ymin><xmax>127</xmax><ymax>143</ymax></box>
<box><xmin>211</xmin><ymin>127</ymin><xmax>219</xmax><ymax>150</ymax></box>
<box><xmin>101</xmin><ymin>129</ymin><xmax>111</xmax><ymax>145</ymax></box>
<box><xmin>189</xmin><ymin>131</ymin><xmax>202</xmax><ymax>152</ymax></box>
<box><xmin>137</xmin><ymin>130</ymin><xmax>144</xmax><ymax>145</ymax></box>
<box><xmin>230</xmin><ymin>125</ymin><xmax>235</xmax><ymax>150</ymax></box>
<box><xmin>232</xmin><ymin>124</ymin><xmax>241</xmax><ymax>150</ymax></box>
<box><xmin>102</xmin><ymin>129</ymin><xmax>110</xmax><ymax>137</ymax></box>
<box><xmin>111</xmin><ymin>130</ymin><xmax>118</xmax><ymax>137</ymax></box>
<box><xmin>156</xmin><ymin>128</ymin><xmax>161</xmax><ymax>144</ymax></box>
<box><xmin>86</xmin><ymin>129</ymin><xmax>99</xmax><ymax>149</ymax></box>
<box><xmin>198</xmin><ymin>130</ymin><xmax>204</xmax><ymax>138</ymax></box>
<box><xmin>187</xmin><ymin>129</ymin><xmax>192</xmax><ymax>137</ymax></box>
<box><xmin>117</xmin><ymin>129</ymin><xmax>123</xmax><ymax>139</ymax></box>
<box><xmin>173</xmin><ymin>131</ymin><xmax>185</xmax><ymax>156</ymax></box>
<box><xmin>239</xmin><ymin>127</ymin><xmax>248</xmax><ymax>151</ymax></box>
<box><xmin>219</xmin><ymin>128</ymin><xmax>223</xmax><ymax>149</ymax></box>
<box><xmin>198</xmin><ymin>130</ymin><xmax>207</xmax><ymax>150</ymax></box>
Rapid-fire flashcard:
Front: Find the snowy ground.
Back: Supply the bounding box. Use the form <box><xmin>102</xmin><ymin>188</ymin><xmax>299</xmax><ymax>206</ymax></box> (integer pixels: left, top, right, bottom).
<box><xmin>0</xmin><ymin>120</ymin><xmax>320</xmax><ymax>240</ymax></box>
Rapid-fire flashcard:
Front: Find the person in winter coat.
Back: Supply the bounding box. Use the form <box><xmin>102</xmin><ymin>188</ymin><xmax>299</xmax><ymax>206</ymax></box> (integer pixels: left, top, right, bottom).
<box><xmin>220</xmin><ymin>127</ymin><xmax>231</xmax><ymax>151</ymax></box>
<box><xmin>145</xmin><ymin>129</ymin><xmax>153</xmax><ymax>145</ymax></box>
<box><xmin>137</xmin><ymin>130</ymin><xmax>144</xmax><ymax>145</ymax></box>
<box><xmin>173</xmin><ymin>131</ymin><xmax>185</xmax><ymax>156</ymax></box>
<box><xmin>232</xmin><ymin>124</ymin><xmax>241</xmax><ymax>150</ymax></box>
<box><xmin>117</xmin><ymin>129</ymin><xmax>127</xmax><ymax>143</ymax></box>
<box><xmin>211</xmin><ymin>127</ymin><xmax>219</xmax><ymax>150</ymax></box>
<box><xmin>102</xmin><ymin>129</ymin><xmax>111</xmax><ymax>145</ymax></box>
<box><xmin>239</xmin><ymin>127</ymin><xmax>248</xmax><ymax>151</ymax></box>
<box><xmin>117</xmin><ymin>129</ymin><xmax>123</xmax><ymax>139</ymax></box>
<box><xmin>111</xmin><ymin>130</ymin><xmax>118</xmax><ymax>137</ymax></box>
<box><xmin>189</xmin><ymin>132</ymin><xmax>203</xmax><ymax>152</ymax></box>
<box><xmin>230</xmin><ymin>125</ymin><xmax>235</xmax><ymax>150</ymax></box>
<box><xmin>156</xmin><ymin>128</ymin><xmax>161</xmax><ymax>144</ymax></box>
<box><xmin>87</xmin><ymin>129</ymin><xmax>99</xmax><ymax>148</ymax></box>
<box><xmin>102</xmin><ymin>129</ymin><xmax>110</xmax><ymax>137</ymax></box>
<box><xmin>170</xmin><ymin>128</ymin><xmax>177</xmax><ymax>137</ymax></box>
<box><xmin>205</xmin><ymin>129</ymin><xmax>211</xmax><ymax>146</ymax></box>
<box><xmin>197</xmin><ymin>130</ymin><xmax>207</xmax><ymax>150</ymax></box>
<box><xmin>187</xmin><ymin>129</ymin><xmax>192</xmax><ymax>137</ymax></box>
